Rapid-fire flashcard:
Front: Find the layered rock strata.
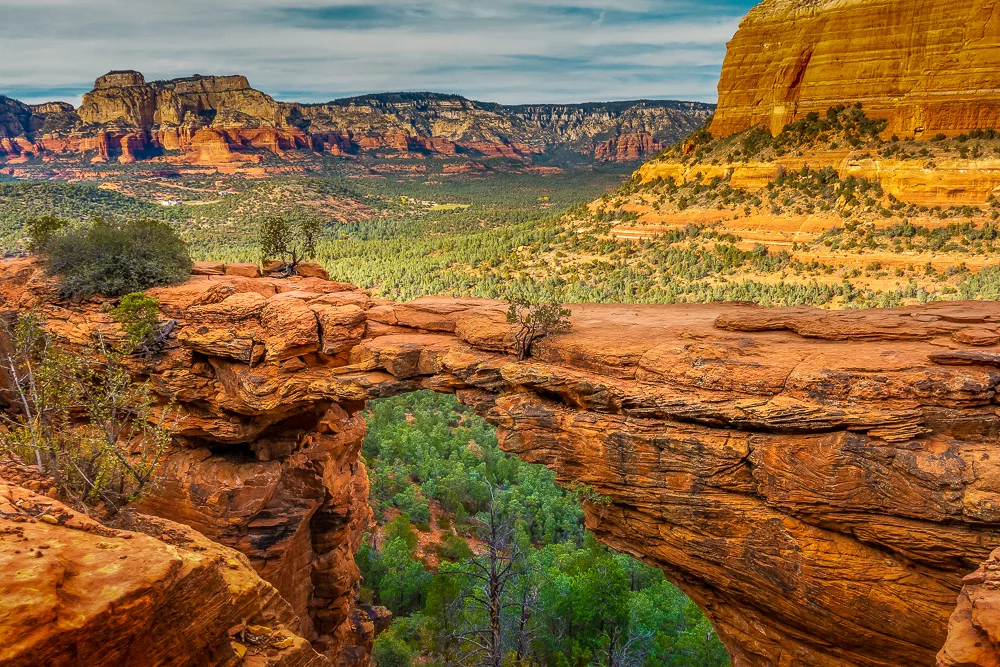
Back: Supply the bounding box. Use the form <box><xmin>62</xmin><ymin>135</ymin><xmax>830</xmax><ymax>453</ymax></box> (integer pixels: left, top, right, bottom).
<box><xmin>3</xmin><ymin>258</ymin><xmax>1000</xmax><ymax>666</ymax></box>
<box><xmin>711</xmin><ymin>0</ymin><xmax>1000</xmax><ymax>139</ymax></box>
<box><xmin>0</xmin><ymin>73</ymin><xmax>712</xmax><ymax>165</ymax></box>
<box><xmin>636</xmin><ymin>151</ymin><xmax>1000</xmax><ymax>206</ymax></box>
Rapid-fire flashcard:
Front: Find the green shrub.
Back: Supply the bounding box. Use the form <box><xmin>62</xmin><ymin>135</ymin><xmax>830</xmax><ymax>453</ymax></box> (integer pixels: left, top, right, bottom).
<box><xmin>42</xmin><ymin>219</ymin><xmax>191</xmax><ymax>299</ymax></box>
<box><xmin>372</xmin><ymin>634</ymin><xmax>413</xmax><ymax>667</ymax></box>
<box><xmin>392</xmin><ymin>485</ymin><xmax>431</xmax><ymax>526</ymax></box>
<box><xmin>110</xmin><ymin>293</ymin><xmax>163</xmax><ymax>353</ymax></box>
<box><xmin>436</xmin><ymin>532</ymin><xmax>472</xmax><ymax>562</ymax></box>
<box><xmin>25</xmin><ymin>215</ymin><xmax>67</xmax><ymax>253</ymax></box>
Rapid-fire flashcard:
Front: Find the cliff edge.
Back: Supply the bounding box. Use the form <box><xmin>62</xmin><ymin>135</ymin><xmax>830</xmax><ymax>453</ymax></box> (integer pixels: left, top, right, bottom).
<box><xmin>3</xmin><ymin>258</ymin><xmax>1000</xmax><ymax>666</ymax></box>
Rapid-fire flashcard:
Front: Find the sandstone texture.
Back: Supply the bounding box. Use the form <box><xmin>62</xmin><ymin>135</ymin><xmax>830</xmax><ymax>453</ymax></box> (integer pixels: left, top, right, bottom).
<box><xmin>0</xmin><ymin>73</ymin><xmax>712</xmax><ymax>165</ymax></box>
<box><xmin>939</xmin><ymin>546</ymin><xmax>1000</xmax><ymax>666</ymax></box>
<box><xmin>3</xmin><ymin>258</ymin><xmax>1000</xmax><ymax>666</ymax></box>
<box><xmin>0</xmin><ymin>461</ymin><xmax>330</xmax><ymax>667</ymax></box>
<box><xmin>637</xmin><ymin>151</ymin><xmax>1000</xmax><ymax>206</ymax></box>
<box><xmin>711</xmin><ymin>0</ymin><xmax>1000</xmax><ymax>139</ymax></box>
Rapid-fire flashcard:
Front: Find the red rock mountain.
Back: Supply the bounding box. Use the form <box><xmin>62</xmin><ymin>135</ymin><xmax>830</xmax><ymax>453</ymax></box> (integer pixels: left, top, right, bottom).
<box><xmin>0</xmin><ymin>71</ymin><xmax>712</xmax><ymax>166</ymax></box>
<box><xmin>3</xmin><ymin>258</ymin><xmax>1000</xmax><ymax>666</ymax></box>
<box><xmin>710</xmin><ymin>0</ymin><xmax>1000</xmax><ymax>138</ymax></box>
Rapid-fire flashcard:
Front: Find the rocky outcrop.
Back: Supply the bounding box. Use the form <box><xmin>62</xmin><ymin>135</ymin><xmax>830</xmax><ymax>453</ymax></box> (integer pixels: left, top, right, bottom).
<box><xmin>594</xmin><ymin>132</ymin><xmax>664</xmax><ymax>162</ymax></box>
<box><xmin>78</xmin><ymin>71</ymin><xmax>159</xmax><ymax>128</ymax></box>
<box><xmin>0</xmin><ymin>73</ymin><xmax>713</xmax><ymax>165</ymax></box>
<box><xmin>0</xmin><ymin>460</ymin><xmax>330</xmax><ymax>667</ymax></box>
<box><xmin>0</xmin><ymin>261</ymin><xmax>386</xmax><ymax>665</ymax></box>
<box><xmin>77</xmin><ymin>71</ymin><xmax>282</xmax><ymax>130</ymax></box>
<box><xmin>3</xmin><ymin>258</ymin><xmax>1000</xmax><ymax>666</ymax></box>
<box><xmin>938</xmin><ymin>546</ymin><xmax>1000</xmax><ymax>666</ymax></box>
<box><xmin>636</xmin><ymin>151</ymin><xmax>1000</xmax><ymax>206</ymax></box>
<box><xmin>711</xmin><ymin>0</ymin><xmax>1000</xmax><ymax>139</ymax></box>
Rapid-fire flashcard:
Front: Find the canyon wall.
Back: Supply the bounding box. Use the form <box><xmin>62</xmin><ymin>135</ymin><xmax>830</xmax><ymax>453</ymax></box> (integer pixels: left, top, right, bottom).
<box><xmin>711</xmin><ymin>0</ymin><xmax>1000</xmax><ymax>139</ymax></box>
<box><xmin>0</xmin><ymin>72</ymin><xmax>712</xmax><ymax>166</ymax></box>
<box><xmin>3</xmin><ymin>258</ymin><xmax>1000</xmax><ymax>666</ymax></box>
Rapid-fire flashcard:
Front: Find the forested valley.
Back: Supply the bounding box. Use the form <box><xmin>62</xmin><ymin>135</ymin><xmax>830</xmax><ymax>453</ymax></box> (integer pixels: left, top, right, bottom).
<box><xmin>358</xmin><ymin>392</ymin><xmax>731</xmax><ymax>667</ymax></box>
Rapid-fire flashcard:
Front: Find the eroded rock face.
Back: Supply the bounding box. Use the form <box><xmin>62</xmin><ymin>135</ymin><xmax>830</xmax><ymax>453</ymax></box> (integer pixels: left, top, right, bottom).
<box><xmin>0</xmin><ymin>461</ymin><xmax>330</xmax><ymax>667</ymax></box>
<box><xmin>594</xmin><ymin>132</ymin><xmax>664</xmax><ymax>162</ymax></box>
<box><xmin>938</xmin><ymin>546</ymin><xmax>1000</xmax><ymax>666</ymax></box>
<box><xmin>0</xmin><ymin>73</ymin><xmax>713</xmax><ymax>165</ymax></box>
<box><xmin>711</xmin><ymin>0</ymin><xmax>1000</xmax><ymax>139</ymax></box>
<box><xmin>3</xmin><ymin>258</ymin><xmax>1000</xmax><ymax>666</ymax></box>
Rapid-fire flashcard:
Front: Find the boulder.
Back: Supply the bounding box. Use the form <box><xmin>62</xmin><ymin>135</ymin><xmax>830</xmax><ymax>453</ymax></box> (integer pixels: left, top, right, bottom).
<box><xmin>191</xmin><ymin>261</ymin><xmax>226</xmax><ymax>276</ymax></box>
<box><xmin>226</xmin><ymin>262</ymin><xmax>261</xmax><ymax>278</ymax></box>
<box><xmin>0</xmin><ymin>472</ymin><xmax>329</xmax><ymax>667</ymax></box>
<box><xmin>296</xmin><ymin>262</ymin><xmax>329</xmax><ymax>280</ymax></box>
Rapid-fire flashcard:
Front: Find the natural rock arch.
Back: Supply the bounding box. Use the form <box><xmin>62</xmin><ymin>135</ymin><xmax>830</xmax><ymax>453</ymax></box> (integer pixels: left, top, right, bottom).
<box><xmin>2</xmin><ymin>258</ymin><xmax>1000</xmax><ymax>666</ymax></box>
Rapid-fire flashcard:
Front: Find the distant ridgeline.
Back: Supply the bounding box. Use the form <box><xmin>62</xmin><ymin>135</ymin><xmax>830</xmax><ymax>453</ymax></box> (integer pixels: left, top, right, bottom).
<box><xmin>0</xmin><ymin>71</ymin><xmax>713</xmax><ymax>167</ymax></box>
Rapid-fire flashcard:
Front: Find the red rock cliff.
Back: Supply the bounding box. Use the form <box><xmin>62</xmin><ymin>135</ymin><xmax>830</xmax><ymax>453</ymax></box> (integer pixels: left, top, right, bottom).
<box><xmin>3</xmin><ymin>258</ymin><xmax>1000</xmax><ymax>667</ymax></box>
<box><xmin>711</xmin><ymin>0</ymin><xmax>1000</xmax><ymax>138</ymax></box>
<box><xmin>1</xmin><ymin>73</ymin><xmax>713</xmax><ymax>165</ymax></box>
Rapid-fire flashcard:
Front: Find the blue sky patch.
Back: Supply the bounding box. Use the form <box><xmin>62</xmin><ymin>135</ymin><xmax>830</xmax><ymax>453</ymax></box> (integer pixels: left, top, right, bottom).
<box><xmin>0</xmin><ymin>0</ymin><xmax>761</xmax><ymax>106</ymax></box>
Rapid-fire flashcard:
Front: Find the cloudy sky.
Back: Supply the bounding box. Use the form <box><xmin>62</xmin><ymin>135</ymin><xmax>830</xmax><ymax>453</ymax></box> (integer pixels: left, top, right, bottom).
<box><xmin>0</xmin><ymin>0</ymin><xmax>757</xmax><ymax>107</ymax></box>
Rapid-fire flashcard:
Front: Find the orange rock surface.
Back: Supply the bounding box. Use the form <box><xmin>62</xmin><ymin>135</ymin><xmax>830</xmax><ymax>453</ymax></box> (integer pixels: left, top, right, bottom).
<box><xmin>711</xmin><ymin>0</ymin><xmax>1000</xmax><ymax>139</ymax></box>
<box><xmin>0</xmin><ymin>461</ymin><xmax>330</xmax><ymax>667</ymax></box>
<box><xmin>4</xmin><ymin>258</ymin><xmax>1000</xmax><ymax>666</ymax></box>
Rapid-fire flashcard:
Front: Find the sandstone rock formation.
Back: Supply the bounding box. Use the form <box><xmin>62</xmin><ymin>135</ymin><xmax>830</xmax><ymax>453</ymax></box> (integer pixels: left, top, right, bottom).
<box><xmin>594</xmin><ymin>132</ymin><xmax>664</xmax><ymax>162</ymax></box>
<box><xmin>711</xmin><ymin>0</ymin><xmax>1000</xmax><ymax>139</ymax></box>
<box><xmin>3</xmin><ymin>257</ymin><xmax>1000</xmax><ymax>666</ymax></box>
<box><xmin>0</xmin><ymin>73</ymin><xmax>713</xmax><ymax>165</ymax></box>
<box><xmin>0</xmin><ymin>460</ymin><xmax>330</xmax><ymax>667</ymax></box>
<box><xmin>938</xmin><ymin>546</ymin><xmax>1000</xmax><ymax>666</ymax></box>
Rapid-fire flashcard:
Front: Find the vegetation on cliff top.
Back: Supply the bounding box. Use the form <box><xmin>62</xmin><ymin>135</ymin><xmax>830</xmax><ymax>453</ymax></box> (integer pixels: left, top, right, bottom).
<box><xmin>6</xmin><ymin>104</ymin><xmax>1000</xmax><ymax>311</ymax></box>
<box><xmin>29</xmin><ymin>216</ymin><xmax>191</xmax><ymax>298</ymax></box>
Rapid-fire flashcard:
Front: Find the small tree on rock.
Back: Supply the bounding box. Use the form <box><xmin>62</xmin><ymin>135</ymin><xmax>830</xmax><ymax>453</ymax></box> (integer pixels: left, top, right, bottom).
<box><xmin>256</xmin><ymin>216</ymin><xmax>321</xmax><ymax>276</ymax></box>
<box><xmin>505</xmin><ymin>290</ymin><xmax>572</xmax><ymax>361</ymax></box>
<box><xmin>110</xmin><ymin>293</ymin><xmax>172</xmax><ymax>355</ymax></box>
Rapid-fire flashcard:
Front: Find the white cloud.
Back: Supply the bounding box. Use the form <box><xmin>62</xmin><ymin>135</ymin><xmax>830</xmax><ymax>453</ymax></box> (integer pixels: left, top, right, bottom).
<box><xmin>0</xmin><ymin>0</ymin><xmax>749</xmax><ymax>105</ymax></box>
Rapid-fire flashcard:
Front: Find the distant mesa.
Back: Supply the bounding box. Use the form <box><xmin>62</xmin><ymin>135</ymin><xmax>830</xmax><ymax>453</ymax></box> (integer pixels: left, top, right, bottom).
<box><xmin>0</xmin><ymin>70</ymin><xmax>713</xmax><ymax>167</ymax></box>
<box><xmin>94</xmin><ymin>69</ymin><xmax>148</xmax><ymax>89</ymax></box>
